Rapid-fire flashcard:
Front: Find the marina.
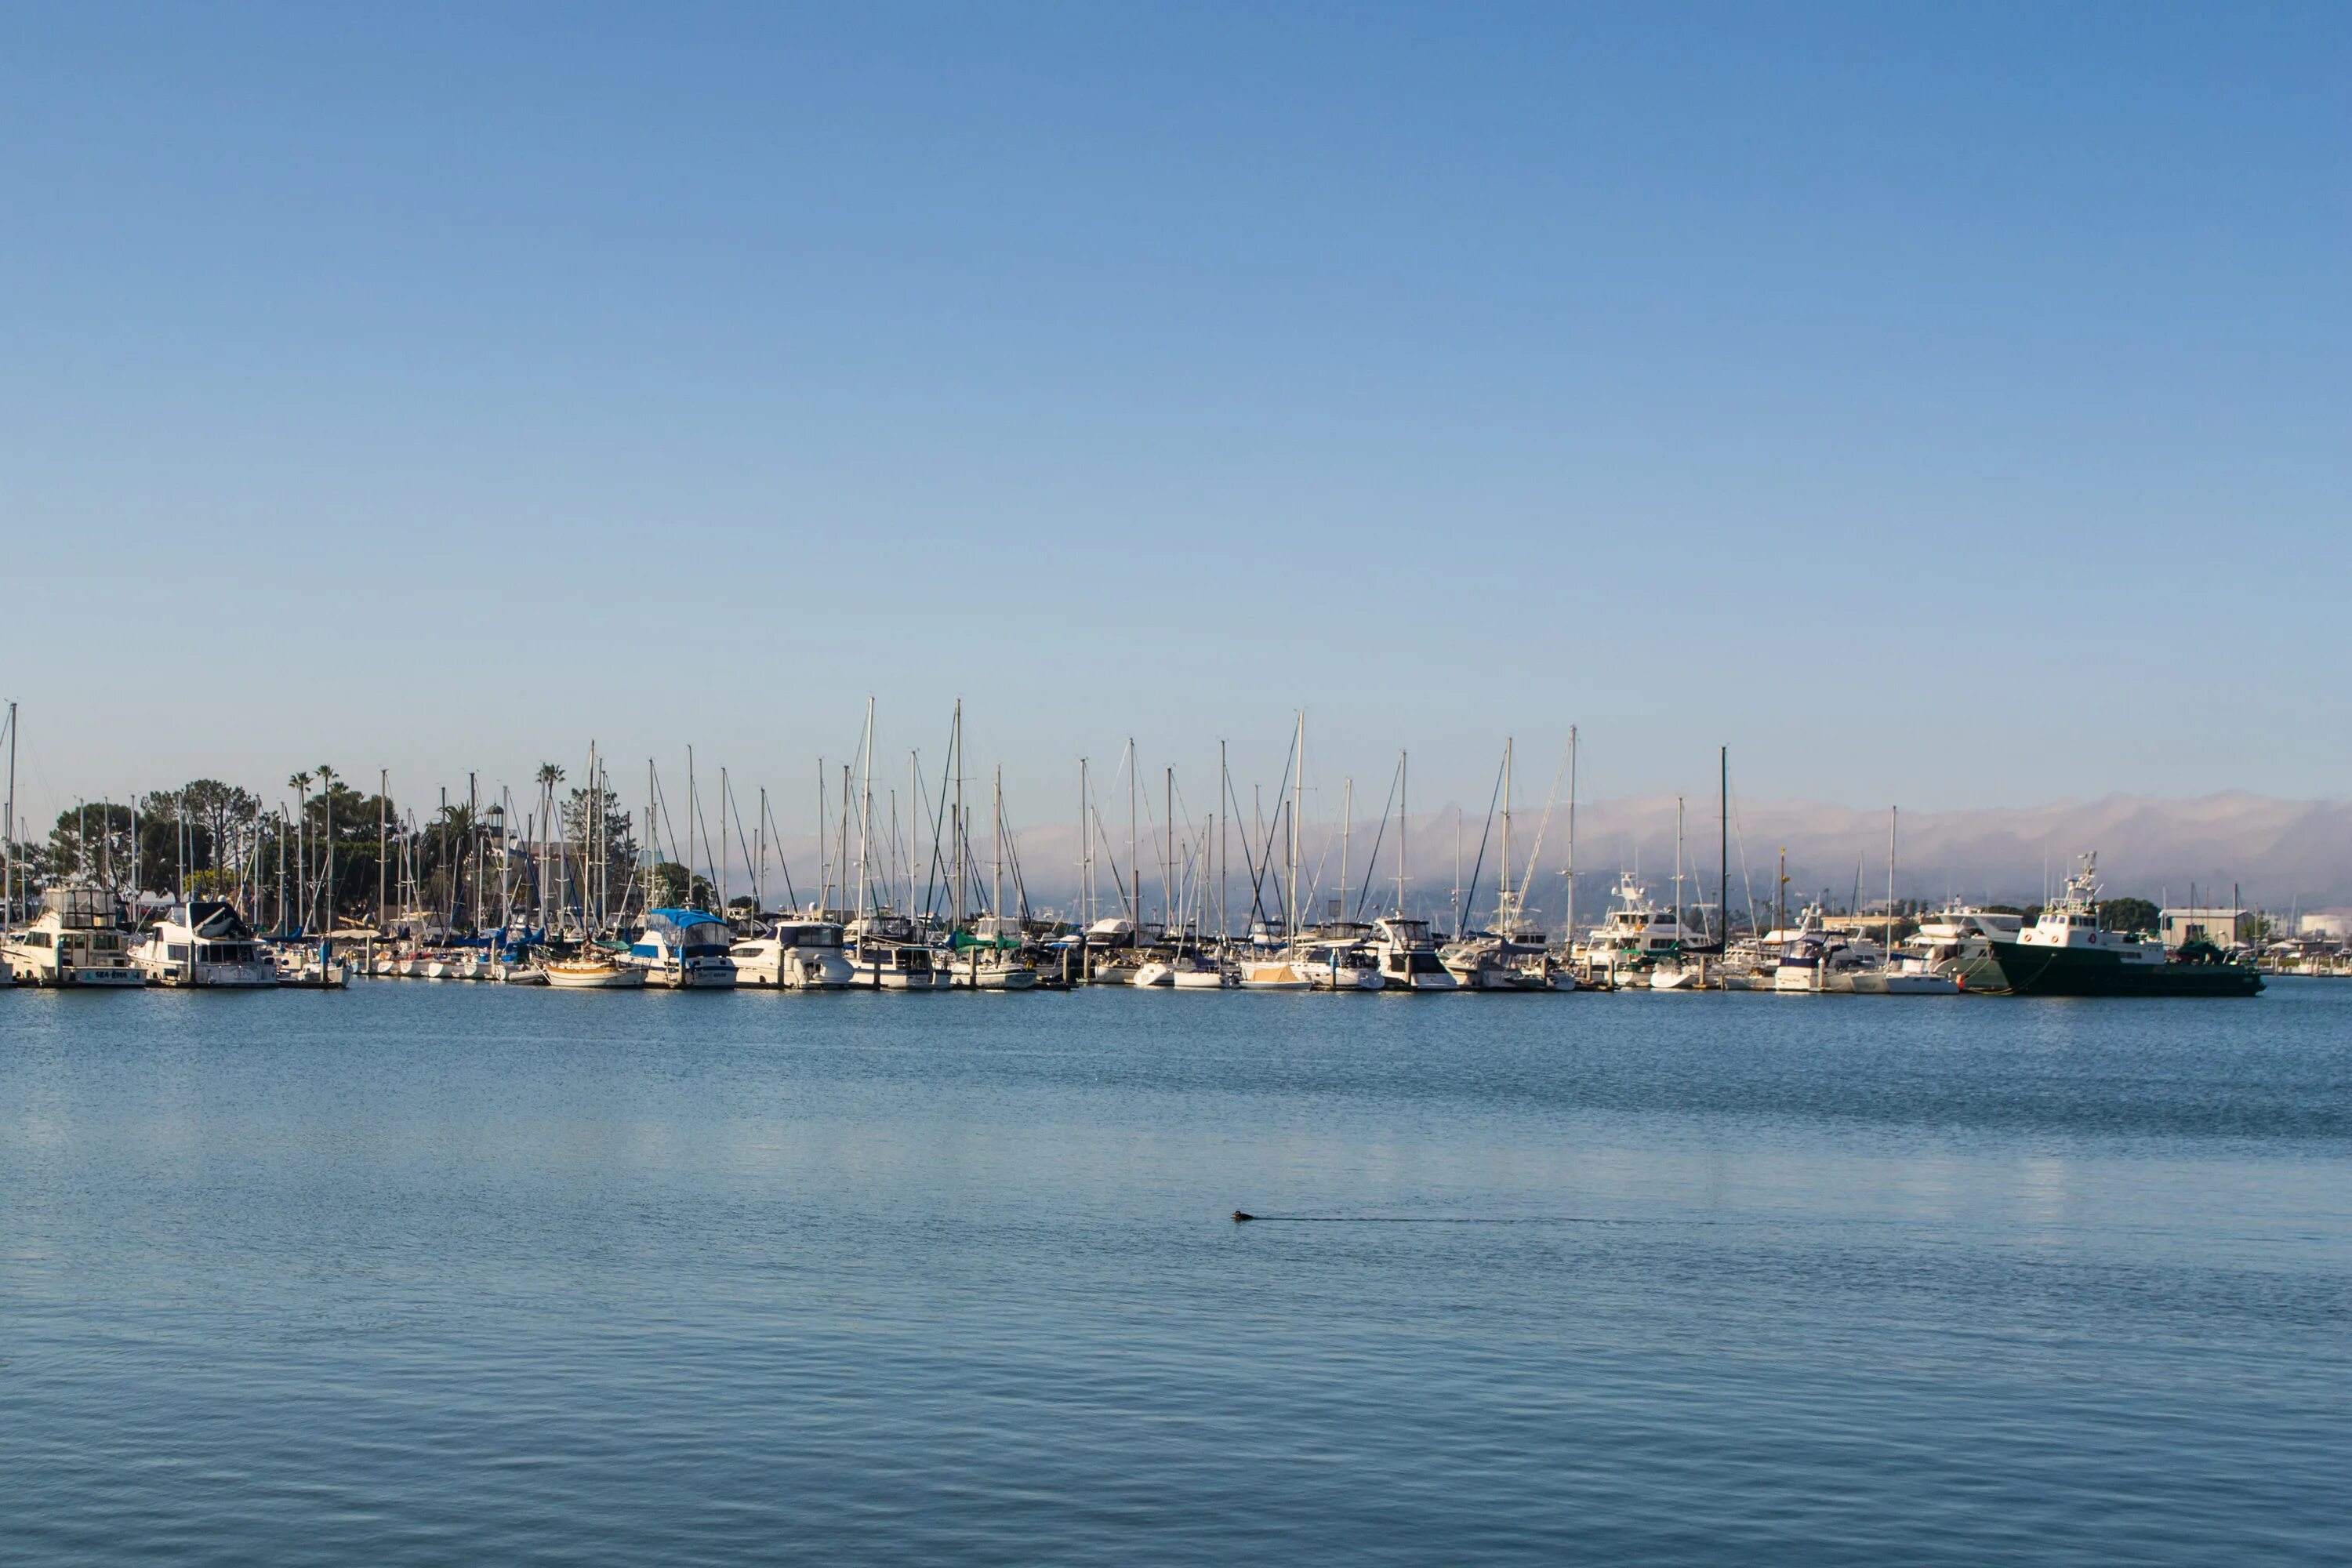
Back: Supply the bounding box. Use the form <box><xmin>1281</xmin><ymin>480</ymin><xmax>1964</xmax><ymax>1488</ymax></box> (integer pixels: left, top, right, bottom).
<box><xmin>0</xmin><ymin>702</ymin><xmax>2295</xmax><ymax>999</ymax></box>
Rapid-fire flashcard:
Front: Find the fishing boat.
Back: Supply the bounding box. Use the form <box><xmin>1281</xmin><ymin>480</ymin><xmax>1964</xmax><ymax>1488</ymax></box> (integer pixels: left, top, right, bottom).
<box><xmin>1980</xmin><ymin>854</ymin><xmax>2263</xmax><ymax>996</ymax></box>
<box><xmin>628</xmin><ymin>908</ymin><xmax>740</xmax><ymax>988</ymax></box>
<box><xmin>2</xmin><ymin>885</ymin><xmax>143</xmax><ymax>986</ymax></box>
<box><xmin>132</xmin><ymin>900</ymin><xmax>280</xmax><ymax>987</ymax></box>
<box><xmin>730</xmin><ymin>916</ymin><xmax>855</xmax><ymax>989</ymax></box>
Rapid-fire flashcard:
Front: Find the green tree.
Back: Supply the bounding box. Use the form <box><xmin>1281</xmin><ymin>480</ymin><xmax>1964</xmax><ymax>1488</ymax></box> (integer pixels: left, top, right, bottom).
<box><xmin>2099</xmin><ymin>897</ymin><xmax>2161</xmax><ymax>935</ymax></box>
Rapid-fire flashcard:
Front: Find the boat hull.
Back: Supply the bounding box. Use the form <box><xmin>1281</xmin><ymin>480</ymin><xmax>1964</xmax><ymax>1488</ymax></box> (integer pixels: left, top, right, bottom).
<box><xmin>1983</xmin><ymin>941</ymin><xmax>2263</xmax><ymax>997</ymax></box>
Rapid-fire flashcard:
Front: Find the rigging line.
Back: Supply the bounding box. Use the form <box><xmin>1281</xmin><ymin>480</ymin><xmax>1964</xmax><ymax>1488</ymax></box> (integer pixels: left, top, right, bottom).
<box><xmin>1457</xmin><ymin>750</ymin><xmax>1508</xmax><ymax>935</ymax></box>
<box><xmin>1351</xmin><ymin>758</ymin><xmax>1403</xmax><ymax>921</ymax></box>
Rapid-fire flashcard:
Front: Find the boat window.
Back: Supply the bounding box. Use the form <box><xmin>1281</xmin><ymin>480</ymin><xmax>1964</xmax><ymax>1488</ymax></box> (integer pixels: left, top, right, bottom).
<box><xmin>167</xmin><ymin>943</ymin><xmax>190</xmax><ymax>960</ymax></box>
<box><xmin>24</xmin><ymin>931</ymin><xmax>51</xmax><ymax>948</ymax></box>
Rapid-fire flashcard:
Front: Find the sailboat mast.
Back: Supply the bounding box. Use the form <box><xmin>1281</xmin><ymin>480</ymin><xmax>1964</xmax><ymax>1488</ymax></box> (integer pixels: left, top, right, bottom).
<box><xmin>952</xmin><ymin>700</ymin><xmax>965</xmax><ymax>931</ymax></box>
<box><xmin>856</xmin><ymin>698</ymin><xmax>873</xmax><ymax>919</ymax></box>
<box><xmin>1288</xmin><ymin>712</ymin><xmax>1302</xmax><ymax>947</ymax></box>
<box><xmin>1719</xmin><ymin>746</ymin><xmax>1728</xmax><ymax>948</ymax></box>
<box><xmin>1887</xmin><ymin>806</ymin><xmax>1898</xmax><ymax>957</ymax></box>
<box><xmin>1165</xmin><ymin>765</ymin><xmax>1174</xmax><ymax>934</ymax></box>
<box><xmin>1396</xmin><ymin>750</ymin><xmax>1408</xmax><ymax>918</ymax></box>
<box><xmin>1340</xmin><ymin>777</ymin><xmax>1352</xmax><ymax>930</ymax></box>
<box><xmin>1675</xmin><ymin>796</ymin><xmax>1685</xmax><ymax>938</ymax></box>
<box><xmin>1126</xmin><ymin>737</ymin><xmax>1138</xmax><ymax>926</ymax></box>
<box><xmin>1566</xmin><ymin>725</ymin><xmax>1577</xmax><ymax>948</ymax></box>
<box><xmin>993</xmin><ymin>765</ymin><xmax>1004</xmax><ymax>935</ymax></box>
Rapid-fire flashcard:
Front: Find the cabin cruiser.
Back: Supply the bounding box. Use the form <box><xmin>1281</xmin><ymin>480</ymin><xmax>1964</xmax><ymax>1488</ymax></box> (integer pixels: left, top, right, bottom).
<box><xmin>1769</xmin><ymin>912</ymin><xmax>1883</xmax><ymax>993</ymax></box>
<box><xmin>947</xmin><ymin>917</ymin><xmax>1038</xmax><ymax>989</ymax></box>
<box><xmin>1294</xmin><ymin>924</ymin><xmax>1384</xmax><ymax>991</ymax></box>
<box><xmin>1577</xmin><ymin>873</ymin><xmax>1704</xmax><ymax>985</ymax></box>
<box><xmin>847</xmin><ymin>913</ymin><xmax>950</xmax><ymax>989</ymax></box>
<box><xmin>132</xmin><ymin>900</ymin><xmax>279</xmax><ymax>987</ymax></box>
<box><xmin>1368</xmin><ymin>916</ymin><xmax>1457</xmax><ymax>990</ymax></box>
<box><xmin>2</xmin><ymin>885</ymin><xmax>143</xmax><ymax>986</ymax></box>
<box><xmin>1439</xmin><ymin>931</ymin><xmax>1555</xmax><ymax>991</ymax></box>
<box><xmin>731</xmin><ymin>916</ymin><xmax>855</xmax><ymax>989</ymax></box>
<box><xmin>1898</xmin><ymin>902</ymin><xmax>2022</xmax><ymax>991</ymax></box>
<box><xmin>274</xmin><ymin>939</ymin><xmax>351</xmax><ymax>988</ymax></box>
<box><xmin>626</xmin><ymin>908</ymin><xmax>739</xmax><ymax>987</ymax></box>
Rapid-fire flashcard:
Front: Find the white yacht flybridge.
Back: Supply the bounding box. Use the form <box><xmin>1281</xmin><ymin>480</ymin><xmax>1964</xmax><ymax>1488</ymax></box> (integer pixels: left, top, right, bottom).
<box><xmin>2</xmin><ymin>885</ymin><xmax>143</xmax><ymax>986</ymax></box>
<box><xmin>133</xmin><ymin>900</ymin><xmax>279</xmax><ymax>987</ymax></box>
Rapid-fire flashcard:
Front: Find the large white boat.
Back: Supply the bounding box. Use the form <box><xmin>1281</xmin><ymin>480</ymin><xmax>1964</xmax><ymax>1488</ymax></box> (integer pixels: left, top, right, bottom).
<box><xmin>1368</xmin><ymin>916</ymin><xmax>1457</xmax><ymax>991</ymax></box>
<box><xmin>730</xmin><ymin>916</ymin><xmax>855</xmax><ymax>989</ymax></box>
<box><xmin>1577</xmin><ymin>873</ymin><xmax>1703</xmax><ymax>985</ymax></box>
<box><xmin>2</xmin><ymin>885</ymin><xmax>143</xmax><ymax>986</ymax></box>
<box><xmin>1769</xmin><ymin>910</ymin><xmax>1883</xmax><ymax>993</ymax></box>
<box><xmin>132</xmin><ymin>900</ymin><xmax>280</xmax><ymax>987</ymax></box>
<box><xmin>1294</xmin><ymin>924</ymin><xmax>1384</xmax><ymax>991</ymax></box>
<box><xmin>627</xmin><ymin>908</ymin><xmax>739</xmax><ymax>988</ymax></box>
<box><xmin>847</xmin><ymin>913</ymin><xmax>950</xmax><ymax>989</ymax></box>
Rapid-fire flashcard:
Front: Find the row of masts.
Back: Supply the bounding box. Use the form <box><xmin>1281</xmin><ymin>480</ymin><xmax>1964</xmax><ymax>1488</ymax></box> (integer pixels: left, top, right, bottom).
<box><xmin>5</xmin><ymin>696</ymin><xmax>1777</xmax><ymax>946</ymax></box>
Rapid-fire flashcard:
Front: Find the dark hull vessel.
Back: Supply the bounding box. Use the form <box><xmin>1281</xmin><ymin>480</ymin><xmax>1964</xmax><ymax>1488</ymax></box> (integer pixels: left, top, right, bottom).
<box><xmin>1982</xmin><ymin>940</ymin><xmax>2262</xmax><ymax>997</ymax></box>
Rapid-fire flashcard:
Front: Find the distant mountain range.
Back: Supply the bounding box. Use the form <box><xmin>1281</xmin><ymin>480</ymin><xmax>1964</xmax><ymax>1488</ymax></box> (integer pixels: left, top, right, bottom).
<box><xmin>971</xmin><ymin>793</ymin><xmax>2352</xmax><ymax>922</ymax></box>
<box><xmin>1572</xmin><ymin>792</ymin><xmax>2352</xmax><ymax>914</ymax></box>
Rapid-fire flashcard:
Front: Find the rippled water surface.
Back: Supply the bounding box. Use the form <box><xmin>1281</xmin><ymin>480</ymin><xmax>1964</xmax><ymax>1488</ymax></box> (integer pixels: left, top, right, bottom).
<box><xmin>4</xmin><ymin>980</ymin><xmax>2347</xmax><ymax>1564</ymax></box>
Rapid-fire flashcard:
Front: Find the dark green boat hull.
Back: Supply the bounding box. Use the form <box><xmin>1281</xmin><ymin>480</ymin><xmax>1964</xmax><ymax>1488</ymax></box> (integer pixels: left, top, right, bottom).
<box><xmin>1982</xmin><ymin>940</ymin><xmax>2263</xmax><ymax>997</ymax></box>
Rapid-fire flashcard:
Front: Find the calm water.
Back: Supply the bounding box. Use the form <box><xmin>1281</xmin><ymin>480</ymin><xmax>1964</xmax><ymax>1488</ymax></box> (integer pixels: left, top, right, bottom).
<box><xmin>3</xmin><ymin>981</ymin><xmax>2346</xmax><ymax>1565</ymax></box>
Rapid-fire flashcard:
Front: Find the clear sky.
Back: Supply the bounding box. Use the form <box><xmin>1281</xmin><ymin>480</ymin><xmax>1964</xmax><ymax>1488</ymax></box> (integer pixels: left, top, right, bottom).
<box><xmin>2</xmin><ymin>2</ymin><xmax>2344</xmax><ymax>833</ymax></box>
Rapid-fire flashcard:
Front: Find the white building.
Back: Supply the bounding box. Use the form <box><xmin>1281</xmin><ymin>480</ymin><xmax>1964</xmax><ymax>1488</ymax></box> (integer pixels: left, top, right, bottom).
<box><xmin>2158</xmin><ymin>907</ymin><xmax>2256</xmax><ymax>949</ymax></box>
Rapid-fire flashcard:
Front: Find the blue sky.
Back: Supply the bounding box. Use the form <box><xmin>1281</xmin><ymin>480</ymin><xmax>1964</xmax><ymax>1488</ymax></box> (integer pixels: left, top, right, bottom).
<box><xmin>2</xmin><ymin>2</ymin><xmax>2344</xmax><ymax>833</ymax></box>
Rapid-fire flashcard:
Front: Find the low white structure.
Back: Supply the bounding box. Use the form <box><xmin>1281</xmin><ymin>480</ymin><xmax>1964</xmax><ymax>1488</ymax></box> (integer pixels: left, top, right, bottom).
<box><xmin>2158</xmin><ymin>907</ymin><xmax>2256</xmax><ymax>950</ymax></box>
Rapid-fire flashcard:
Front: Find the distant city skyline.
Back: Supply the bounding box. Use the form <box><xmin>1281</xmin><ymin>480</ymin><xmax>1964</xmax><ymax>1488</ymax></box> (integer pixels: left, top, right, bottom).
<box><xmin>3</xmin><ymin>4</ymin><xmax>2344</xmax><ymax>824</ymax></box>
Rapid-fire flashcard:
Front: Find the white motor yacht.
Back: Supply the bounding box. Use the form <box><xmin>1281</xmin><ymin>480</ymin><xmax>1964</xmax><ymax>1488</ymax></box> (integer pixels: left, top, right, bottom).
<box><xmin>1577</xmin><ymin>873</ymin><xmax>1703</xmax><ymax>986</ymax></box>
<box><xmin>133</xmin><ymin>900</ymin><xmax>279</xmax><ymax>987</ymax></box>
<box><xmin>2</xmin><ymin>885</ymin><xmax>143</xmax><ymax>986</ymax></box>
<box><xmin>1295</xmin><ymin>924</ymin><xmax>1384</xmax><ymax>990</ymax></box>
<box><xmin>731</xmin><ymin>916</ymin><xmax>855</xmax><ymax>989</ymax></box>
<box><xmin>1368</xmin><ymin>916</ymin><xmax>1457</xmax><ymax>991</ymax></box>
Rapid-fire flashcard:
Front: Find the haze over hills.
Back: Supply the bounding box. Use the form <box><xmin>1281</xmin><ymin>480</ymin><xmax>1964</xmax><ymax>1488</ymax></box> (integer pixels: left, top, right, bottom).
<box><xmin>957</xmin><ymin>792</ymin><xmax>2352</xmax><ymax>925</ymax></box>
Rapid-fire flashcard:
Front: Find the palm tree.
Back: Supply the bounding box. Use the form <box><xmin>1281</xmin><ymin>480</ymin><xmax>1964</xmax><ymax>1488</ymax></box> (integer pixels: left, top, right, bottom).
<box><xmin>289</xmin><ymin>773</ymin><xmax>312</xmax><ymax>934</ymax></box>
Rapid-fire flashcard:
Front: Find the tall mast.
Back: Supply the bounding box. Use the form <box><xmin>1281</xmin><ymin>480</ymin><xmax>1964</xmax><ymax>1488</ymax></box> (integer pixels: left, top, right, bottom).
<box><xmin>1565</xmin><ymin>727</ymin><xmax>1577</xmax><ymax>948</ymax></box>
<box><xmin>952</xmin><ymin>701</ymin><xmax>965</xmax><ymax>931</ymax></box>
<box><xmin>1126</xmin><ymin>737</ymin><xmax>1138</xmax><ymax>925</ymax></box>
<box><xmin>1340</xmin><ymin>777</ymin><xmax>1352</xmax><ymax>930</ymax></box>
<box><xmin>856</xmin><ymin>698</ymin><xmax>874</xmax><ymax>920</ymax></box>
<box><xmin>1719</xmin><ymin>746</ymin><xmax>1728</xmax><ymax>948</ymax></box>
<box><xmin>377</xmin><ymin>769</ymin><xmax>388</xmax><ymax>931</ymax></box>
<box><xmin>1171</xmin><ymin>766</ymin><xmax>1185</xmax><ymax>940</ymax></box>
<box><xmin>1078</xmin><ymin>756</ymin><xmax>1091</xmax><ymax>929</ymax></box>
<box><xmin>1887</xmin><ymin>805</ymin><xmax>1898</xmax><ymax>957</ymax></box>
<box><xmin>993</xmin><ymin>765</ymin><xmax>1004</xmax><ymax>935</ymax></box>
<box><xmin>1501</xmin><ymin>737</ymin><xmax>1513</xmax><ymax>937</ymax></box>
<box><xmin>756</xmin><ymin>786</ymin><xmax>767</xmax><ymax>915</ymax></box>
<box><xmin>1288</xmin><ymin>711</ymin><xmax>1302</xmax><ymax>949</ymax></box>
<box><xmin>2</xmin><ymin>700</ymin><xmax>13</xmax><ymax>922</ymax></box>
<box><xmin>1674</xmin><ymin>796</ymin><xmax>1685</xmax><ymax>937</ymax></box>
<box><xmin>1396</xmin><ymin>750</ymin><xmax>1408</xmax><ymax>917</ymax></box>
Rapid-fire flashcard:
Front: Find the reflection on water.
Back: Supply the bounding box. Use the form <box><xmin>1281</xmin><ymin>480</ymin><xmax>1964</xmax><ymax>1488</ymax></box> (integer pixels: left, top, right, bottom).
<box><xmin>2</xmin><ymin>982</ymin><xmax>2347</xmax><ymax>1565</ymax></box>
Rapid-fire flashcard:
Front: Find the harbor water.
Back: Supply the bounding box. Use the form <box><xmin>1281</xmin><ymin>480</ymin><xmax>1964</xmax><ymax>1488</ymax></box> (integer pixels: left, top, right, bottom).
<box><xmin>3</xmin><ymin>982</ymin><xmax>2346</xmax><ymax>1564</ymax></box>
